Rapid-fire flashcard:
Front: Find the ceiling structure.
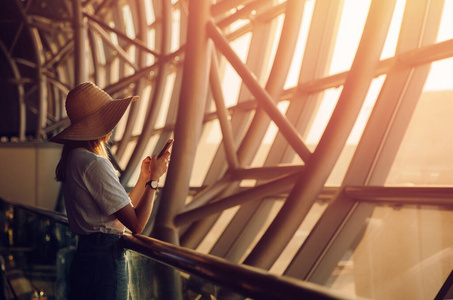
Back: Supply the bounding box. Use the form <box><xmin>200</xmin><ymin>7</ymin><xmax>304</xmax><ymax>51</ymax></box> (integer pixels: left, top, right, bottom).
<box><xmin>1</xmin><ymin>0</ymin><xmax>453</xmax><ymax>299</ymax></box>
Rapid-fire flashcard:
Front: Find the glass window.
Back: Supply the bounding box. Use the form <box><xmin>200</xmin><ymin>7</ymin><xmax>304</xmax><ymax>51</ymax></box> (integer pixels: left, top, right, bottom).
<box><xmin>329</xmin><ymin>0</ymin><xmax>371</xmax><ymax>75</ymax></box>
<box><xmin>437</xmin><ymin>0</ymin><xmax>453</xmax><ymax>42</ymax></box>
<box><xmin>326</xmin><ymin>76</ymin><xmax>385</xmax><ymax>186</ymax></box>
<box><xmin>270</xmin><ymin>200</ymin><xmax>328</xmax><ymax>274</ymax></box>
<box><xmin>386</xmin><ymin>58</ymin><xmax>453</xmax><ymax>187</ymax></box>
<box><xmin>325</xmin><ymin>202</ymin><xmax>453</xmax><ymax>300</ymax></box>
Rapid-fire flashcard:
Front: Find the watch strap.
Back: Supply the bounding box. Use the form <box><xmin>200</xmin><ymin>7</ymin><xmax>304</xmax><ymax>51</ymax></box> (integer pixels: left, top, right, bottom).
<box><xmin>145</xmin><ymin>180</ymin><xmax>159</xmax><ymax>190</ymax></box>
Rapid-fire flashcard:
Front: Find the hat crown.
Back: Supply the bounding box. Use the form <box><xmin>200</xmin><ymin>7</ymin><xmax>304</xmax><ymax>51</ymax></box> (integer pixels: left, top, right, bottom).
<box><xmin>50</xmin><ymin>81</ymin><xmax>138</xmax><ymax>144</ymax></box>
<box><xmin>66</xmin><ymin>82</ymin><xmax>112</xmax><ymax>123</ymax></box>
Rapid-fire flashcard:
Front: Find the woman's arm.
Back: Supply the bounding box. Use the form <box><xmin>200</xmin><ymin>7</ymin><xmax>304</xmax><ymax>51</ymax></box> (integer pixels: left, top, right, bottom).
<box><xmin>128</xmin><ymin>156</ymin><xmax>152</xmax><ymax>207</ymax></box>
<box><xmin>114</xmin><ymin>152</ymin><xmax>170</xmax><ymax>234</ymax></box>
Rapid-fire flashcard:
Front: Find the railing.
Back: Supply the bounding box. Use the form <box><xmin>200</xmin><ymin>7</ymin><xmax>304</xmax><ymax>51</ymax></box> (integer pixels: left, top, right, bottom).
<box><xmin>0</xmin><ymin>197</ymin><xmax>358</xmax><ymax>300</ymax></box>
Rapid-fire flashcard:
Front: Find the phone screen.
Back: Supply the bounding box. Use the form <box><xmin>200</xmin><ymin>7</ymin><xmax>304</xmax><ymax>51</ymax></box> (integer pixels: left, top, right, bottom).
<box><xmin>157</xmin><ymin>139</ymin><xmax>174</xmax><ymax>158</ymax></box>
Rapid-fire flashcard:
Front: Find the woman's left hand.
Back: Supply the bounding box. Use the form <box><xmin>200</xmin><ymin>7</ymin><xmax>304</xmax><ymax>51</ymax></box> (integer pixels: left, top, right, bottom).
<box><xmin>139</xmin><ymin>156</ymin><xmax>152</xmax><ymax>182</ymax></box>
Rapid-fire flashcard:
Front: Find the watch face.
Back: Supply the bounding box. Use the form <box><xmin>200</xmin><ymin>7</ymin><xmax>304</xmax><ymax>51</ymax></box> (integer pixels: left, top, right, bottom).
<box><xmin>151</xmin><ymin>180</ymin><xmax>158</xmax><ymax>189</ymax></box>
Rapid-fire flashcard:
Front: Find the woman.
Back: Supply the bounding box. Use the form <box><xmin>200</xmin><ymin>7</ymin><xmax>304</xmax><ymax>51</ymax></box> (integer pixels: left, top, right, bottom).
<box><xmin>51</xmin><ymin>82</ymin><xmax>171</xmax><ymax>299</ymax></box>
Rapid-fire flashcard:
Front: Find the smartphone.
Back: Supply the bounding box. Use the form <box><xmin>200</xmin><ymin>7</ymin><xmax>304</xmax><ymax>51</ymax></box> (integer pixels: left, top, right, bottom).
<box><xmin>157</xmin><ymin>139</ymin><xmax>174</xmax><ymax>158</ymax></box>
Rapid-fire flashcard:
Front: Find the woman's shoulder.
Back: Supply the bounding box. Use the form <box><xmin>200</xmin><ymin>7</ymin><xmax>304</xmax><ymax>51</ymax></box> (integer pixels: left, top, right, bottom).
<box><xmin>71</xmin><ymin>148</ymin><xmax>109</xmax><ymax>168</ymax></box>
<box><xmin>71</xmin><ymin>148</ymin><xmax>119</xmax><ymax>180</ymax></box>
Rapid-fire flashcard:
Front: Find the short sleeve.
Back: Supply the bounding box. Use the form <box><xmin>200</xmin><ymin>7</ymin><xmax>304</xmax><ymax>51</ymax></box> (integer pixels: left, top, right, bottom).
<box><xmin>82</xmin><ymin>157</ymin><xmax>131</xmax><ymax>216</ymax></box>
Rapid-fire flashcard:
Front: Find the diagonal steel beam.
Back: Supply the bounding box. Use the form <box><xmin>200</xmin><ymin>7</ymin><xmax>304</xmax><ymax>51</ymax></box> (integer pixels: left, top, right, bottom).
<box><xmin>87</xmin><ymin>19</ymin><xmax>139</xmax><ymax>70</ymax></box>
<box><xmin>84</xmin><ymin>13</ymin><xmax>160</xmax><ymax>57</ymax></box>
<box><xmin>207</xmin><ymin>19</ymin><xmax>311</xmax><ymax>162</ymax></box>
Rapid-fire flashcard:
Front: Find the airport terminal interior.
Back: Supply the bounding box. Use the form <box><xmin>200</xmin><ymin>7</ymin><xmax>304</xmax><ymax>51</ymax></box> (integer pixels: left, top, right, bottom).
<box><xmin>1</xmin><ymin>0</ymin><xmax>453</xmax><ymax>299</ymax></box>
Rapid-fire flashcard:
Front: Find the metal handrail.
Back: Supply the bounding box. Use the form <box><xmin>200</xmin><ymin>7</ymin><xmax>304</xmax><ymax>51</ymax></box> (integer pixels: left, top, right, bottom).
<box><xmin>345</xmin><ymin>186</ymin><xmax>453</xmax><ymax>205</ymax></box>
<box><xmin>0</xmin><ymin>197</ymin><xmax>69</xmax><ymax>225</ymax></box>
<box><xmin>122</xmin><ymin>233</ymin><xmax>356</xmax><ymax>300</ymax></box>
<box><xmin>0</xmin><ymin>197</ymin><xmax>357</xmax><ymax>300</ymax></box>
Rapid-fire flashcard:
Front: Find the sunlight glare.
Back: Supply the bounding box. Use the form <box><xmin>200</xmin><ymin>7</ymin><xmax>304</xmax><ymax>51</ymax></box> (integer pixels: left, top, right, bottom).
<box><xmin>329</xmin><ymin>0</ymin><xmax>371</xmax><ymax>75</ymax></box>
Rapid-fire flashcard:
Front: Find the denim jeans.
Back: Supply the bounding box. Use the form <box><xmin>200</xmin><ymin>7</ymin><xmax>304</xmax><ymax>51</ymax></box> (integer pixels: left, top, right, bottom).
<box><xmin>68</xmin><ymin>233</ymin><xmax>128</xmax><ymax>300</ymax></box>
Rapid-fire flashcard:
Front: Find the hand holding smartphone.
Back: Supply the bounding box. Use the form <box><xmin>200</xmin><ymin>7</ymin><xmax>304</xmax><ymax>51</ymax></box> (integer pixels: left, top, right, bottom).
<box><xmin>157</xmin><ymin>139</ymin><xmax>174</xmax><ymax>158</ymax></box>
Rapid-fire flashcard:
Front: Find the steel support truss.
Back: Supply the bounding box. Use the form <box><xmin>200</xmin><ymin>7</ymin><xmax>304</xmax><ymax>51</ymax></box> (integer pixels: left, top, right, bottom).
<box><xmin>1</xmin><ymin>0</ymin><xmax>452</xmax><ymax>291</ymax></box>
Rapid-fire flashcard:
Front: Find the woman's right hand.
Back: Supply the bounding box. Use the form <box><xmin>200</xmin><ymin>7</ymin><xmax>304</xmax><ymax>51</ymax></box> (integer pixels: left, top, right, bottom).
<box><xmin>149</xmin><ymin>151</ymin><xmax>170</xmax><ymax>181</ymax></box>
<box><xmin>116</xmin><ymin>150</ymin><xmax>172</xmax><ymax>234</ymax></box>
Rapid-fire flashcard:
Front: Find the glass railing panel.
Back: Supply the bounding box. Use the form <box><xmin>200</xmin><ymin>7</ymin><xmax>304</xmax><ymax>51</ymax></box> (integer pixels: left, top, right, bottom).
<box><xmin>0</xmin><ymin>200</ymin><xmax>75</xmax><ymax>300</ymax></box>
<box><xmin>122</xmin><ymin>234</ymin><xmax>355</xmax><ymax>300</ymax></box>
<box><xmin>0</xmin><ymin>198</ymin><xmax>247</xmax><ymax>300</ymax></box>
<box><xmin>126</xmin><ymin>250</ymin><xmax>249</xmax><ymax>300</ymax></box>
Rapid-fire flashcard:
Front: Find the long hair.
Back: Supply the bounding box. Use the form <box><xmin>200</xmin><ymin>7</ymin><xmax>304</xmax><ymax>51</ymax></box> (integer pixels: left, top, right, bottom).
<box><xmin>55</xmin><ymin>136</ymin><xmax>110</xmax><ymax>182</ymax></box>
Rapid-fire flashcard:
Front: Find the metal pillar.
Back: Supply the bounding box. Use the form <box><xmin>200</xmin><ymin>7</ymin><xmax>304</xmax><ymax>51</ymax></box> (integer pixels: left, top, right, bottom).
<box><xmin>72</xmin><ymin>0</ymin><xmax>86</xmax><ymax>84</ymax></box>
<box><xmin>152</xmin><ymin>0</ymin><xmax>211</xmax><ymax>245</ymax></box>
<box><xmin>149</xmin><ymin>2</ymin><xmax>210</xmax><ymax>296</ymax></box>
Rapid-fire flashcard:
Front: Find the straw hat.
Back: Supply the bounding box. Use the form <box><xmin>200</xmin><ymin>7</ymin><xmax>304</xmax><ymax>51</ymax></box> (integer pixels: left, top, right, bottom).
<box><xmin>50</xmin><ymin>82</ymin><xmax>139</xmax><ymax>144</ymax></box>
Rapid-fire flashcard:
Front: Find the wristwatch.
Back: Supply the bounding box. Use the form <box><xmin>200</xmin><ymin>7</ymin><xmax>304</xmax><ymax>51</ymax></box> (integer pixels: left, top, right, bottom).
<box><xmin>145</xmin><ymin>180</ymin><xmax>159</xmax><ymax>190</ymax></box>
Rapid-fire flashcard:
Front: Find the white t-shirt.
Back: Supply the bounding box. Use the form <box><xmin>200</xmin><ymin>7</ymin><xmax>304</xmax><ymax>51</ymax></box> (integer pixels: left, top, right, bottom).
<box><xmin>63</xmin><ymin>148</ymin><xmax>131</xmax><ymax>235</ymax></box>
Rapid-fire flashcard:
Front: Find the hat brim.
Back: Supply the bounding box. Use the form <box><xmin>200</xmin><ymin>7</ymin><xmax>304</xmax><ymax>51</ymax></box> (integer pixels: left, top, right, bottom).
<box><xmin>50</xmin><ymin>96</ymin><xmax>139</xmax><ymax>144</ymax></box>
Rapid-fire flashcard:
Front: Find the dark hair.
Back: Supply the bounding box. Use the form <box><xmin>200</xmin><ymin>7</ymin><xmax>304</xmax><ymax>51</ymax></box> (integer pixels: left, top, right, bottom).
<box><xmin>55</xmin><ymin>136</ymin><xmax>110</xmax><ymax>182</ymax></box>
